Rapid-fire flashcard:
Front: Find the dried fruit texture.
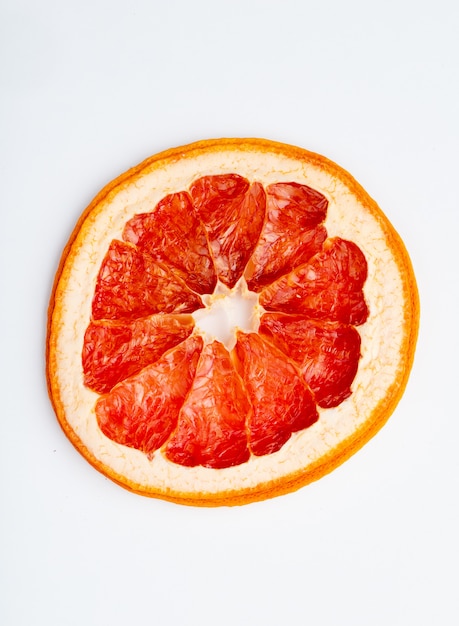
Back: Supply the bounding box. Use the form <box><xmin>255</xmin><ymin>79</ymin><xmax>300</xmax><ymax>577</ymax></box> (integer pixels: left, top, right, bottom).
<box><xmin>245</xmin><ymin>182</ymin><xmax>328</xmax><ymax>291</ymax></box>
<box><xmin>82</xmin><ymin>314</ymin><xmax>195</xmax><ymax>394</ymax></box>
<box><xmin>123</xmin><ymin>192</ymin><xmax>217</xmax><ymax>294</ymax></box>
<box><xmin>189</xmin><ymin>174</ymin><xmax>266</xmax><ymax>288</ymax></box>
<box><xmin>234</xmin><ymin>332</ymin><xmax>318</xmax><ymax>456</ymax></box>
<box><xmin>259</xmin><ymin>237</ymin><xmax>369</xmax><ymax>325</ymax></box>
<box><xmin>165</xmin><ymin>341</ymin><xmax>251</xmax><ymax>469</ymax></box>
<box><xmin>259</xmin><ymin>314</ymin><xmax>361</xmax><ymax>408</ymax></box>
<box><xmin>95</xmin><ymin>335</ymin><xmax>203</xmax><ymax>456</ymax></box>
<box><xmin>47</xmin><ymin>138</ymin><xmax>419</xmax><ymax>506</ymax></box>
<box><xmin>84</xmin><ymin>183</ymin><xmax>369</xmax><ymax>470</ymax></box>
<box><xmin>92</xmin><ymin>240</ymin><xmax>203</xmax><ymax>321</ymax></box>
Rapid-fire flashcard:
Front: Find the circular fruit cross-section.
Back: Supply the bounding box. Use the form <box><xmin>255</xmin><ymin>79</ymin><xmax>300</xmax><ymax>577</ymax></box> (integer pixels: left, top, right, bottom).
<box><xmin>47</xmin><ymin>138</ymin><xmax>419</xmax><ymax>506</ymax></box>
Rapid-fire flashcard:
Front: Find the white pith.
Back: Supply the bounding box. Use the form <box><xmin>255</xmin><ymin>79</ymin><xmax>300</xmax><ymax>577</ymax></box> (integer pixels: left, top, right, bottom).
<box><xmin>51</xmin><ymin>147</ymin><xmax>406</xmax><ymax>496</ymax></box>
<box><xmin>192</xmin><ymin>278</ymin><xmax>262</xmax><ymax>350</ymax></box>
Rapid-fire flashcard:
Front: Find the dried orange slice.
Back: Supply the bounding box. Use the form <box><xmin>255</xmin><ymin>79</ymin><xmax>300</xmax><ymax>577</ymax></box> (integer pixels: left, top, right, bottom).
<box><xmin>46</xmin><ymin>138</ymin><xmax>419</xmax><ymax>506</ymax></box>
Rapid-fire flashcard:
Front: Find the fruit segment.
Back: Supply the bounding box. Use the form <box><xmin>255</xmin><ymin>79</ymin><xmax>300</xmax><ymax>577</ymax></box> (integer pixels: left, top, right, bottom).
<box><xmin>189</xmin><ymin>174</ymin><xmax>266</xmax><ymax>288</ymax></box>
<box><xmin>95</xmin><ymin>335</ymin><xmax>203</xmax><ymax>456</ymax></box>
<box><xmin>233</xmin><ymin>332</ymin><xmax>318</xmax><ymax>456</ymax></box>
<box><xmin>91</xmin><ymin>240</ymin><xmax>204</xmax><ymax>321</ymax></box>
<box><xmin>122</xmin><ymin>191</ymin><xmax>217</xmax><ymax>294</ymax></box>
<box><xmin>245</xmin><ymin>182</ymin><xmax>328</xmax><ymax>291</ymax></box>
<box><xmin>259</xmin><ymin>314</ymin><xmax>361</xmax><ymax>408</ymax></box>
<box><xmin>82</xmin><ymin>314</ymin><xmax>195</xmax><ymax>394</ymax></box>
<box><xmin>164</xmin><ymin>341</ymin><xmax>251</xmax><ymax>469</ymax></box>
<box><xmin>259</xmin><ymin>237</ymin><xmax>369</xmax><ymax>325</ymax></box>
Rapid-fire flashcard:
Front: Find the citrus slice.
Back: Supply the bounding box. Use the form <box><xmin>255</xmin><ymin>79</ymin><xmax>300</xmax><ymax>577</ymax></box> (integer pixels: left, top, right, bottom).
<box><xmin>47</xmin><ymin>138</ymin><xmax>419</xmax><ymax>506</ymax></box>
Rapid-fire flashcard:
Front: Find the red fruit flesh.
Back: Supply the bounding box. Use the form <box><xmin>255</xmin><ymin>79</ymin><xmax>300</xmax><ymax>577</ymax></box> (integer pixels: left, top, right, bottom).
<box><xmin>91</xmin><ymin>240</ymin><xmax>203</xmax><ymax>321</ymax></box>
<box><xmin>95</xmin><ymin>335</ymin><xmax>203</xmax><ymax>455</ymax></box>
<box><xmin>259</xmin><ymin>313</ymin><xmax>362</xmax><ymax>408</ymax></box>
<box><xmin>82</xmin><ymin>314</ymin><xmax>195</xmax><ymax>394</ymax></box>
<box><xmin>164</xmin><ymin>341</ymin><xmax>251</xmax><ymax>469</ymax></box>
<box><xmin>233</xmin><ymin>332</ymin><xmax>318</xmax><ymax>456</ymax></box>
<box><xmin>82</xmin><ymin>175</ymin><xmax>371</xmax><ymax>469</ymax></box>
<box><xmin>189</xmin><ymin>174</ymin><xmax>266</xmax><ymax>288</ymax></box>
<box><xmin>259</xmin><ymin>237</ymin><xmax>369</xmax><ymax>325</ymax></box>
<box><xmin>123</xmin><ymin>191</ymin><xmax>217</xmax><ymax>294</ymax></box>
<box><xmin>245</xmin><ymin>181</ymin><xmax>328</xmax><ymax>291</ymax></box>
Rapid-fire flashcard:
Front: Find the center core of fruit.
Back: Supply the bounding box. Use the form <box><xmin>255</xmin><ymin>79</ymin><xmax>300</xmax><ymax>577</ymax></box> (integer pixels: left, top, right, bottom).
<box><xmin>192</xmin><ymin>278</ymin><xmax>261</xmax><ymax>350</ymax></box>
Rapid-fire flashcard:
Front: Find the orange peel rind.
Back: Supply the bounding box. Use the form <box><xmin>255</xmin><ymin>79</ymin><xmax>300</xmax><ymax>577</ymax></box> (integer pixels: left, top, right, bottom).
<box><xmin>46</xmin><ymin>138</ymin><xmax>419</xmax><ymax>506</ymax></box>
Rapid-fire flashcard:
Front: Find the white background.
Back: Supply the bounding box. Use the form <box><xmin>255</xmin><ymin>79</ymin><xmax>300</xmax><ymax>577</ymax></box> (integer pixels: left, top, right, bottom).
<box><xmin>1</xmin><ymin>1</ymin><xmax>458</xmax><ymax>624</ymax></box>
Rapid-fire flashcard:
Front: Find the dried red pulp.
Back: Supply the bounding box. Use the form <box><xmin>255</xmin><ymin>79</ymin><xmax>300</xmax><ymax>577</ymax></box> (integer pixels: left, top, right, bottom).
<box><xmin>82</xmin><ymin>174</ymin><xmax>369</xmax><ymax>469</ymax></box>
